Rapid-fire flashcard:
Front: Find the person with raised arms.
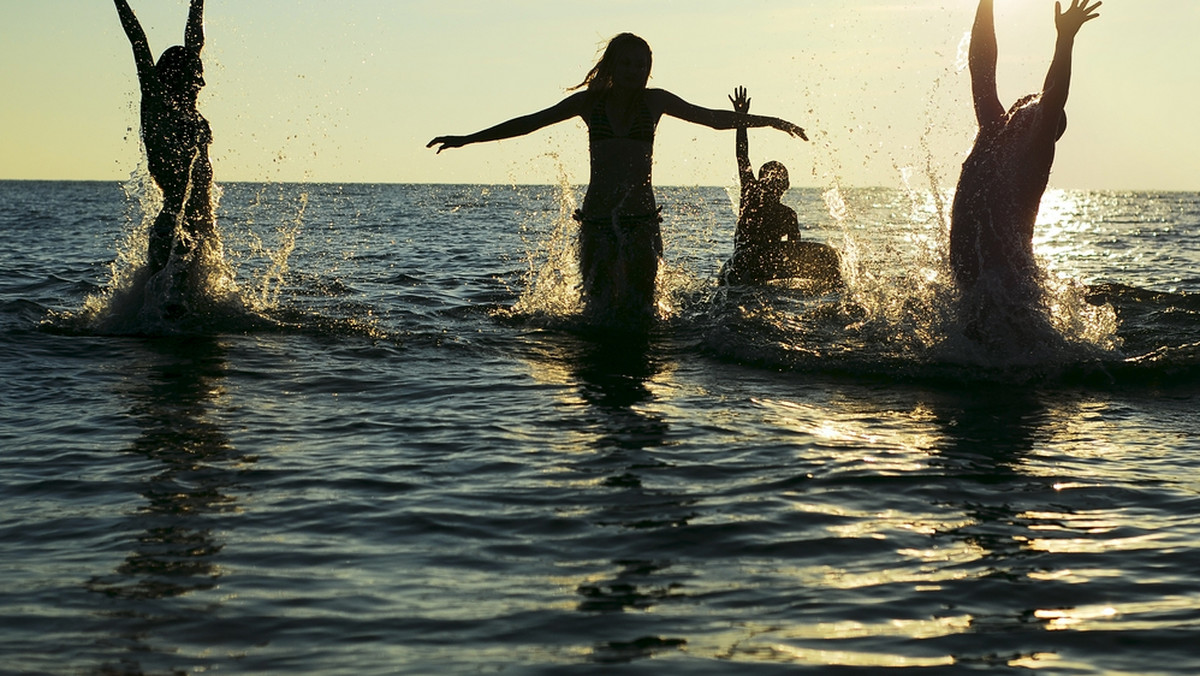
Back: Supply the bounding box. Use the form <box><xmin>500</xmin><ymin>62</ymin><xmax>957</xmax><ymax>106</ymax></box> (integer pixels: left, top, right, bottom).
<box><xmin>113</xmin><ymin>0</ymin><xmax>216</xmax><ymax>300</ymax></box>
<box><xmin>950</xmin><ymin>0</ymin><xmax>1101</xmax><ymax>296</ymax></box>
<box><xmin>723</xmin><ymin>86</ymin><xmax>839</xmax><ymax>288</ymax></box>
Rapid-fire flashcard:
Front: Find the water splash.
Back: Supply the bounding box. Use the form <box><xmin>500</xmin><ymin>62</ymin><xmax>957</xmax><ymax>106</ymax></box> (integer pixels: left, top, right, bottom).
<box><xmin>954</xmin><ymin>31</ymin><xmax>972</xmax><ymax>72</ymax></box>
<box><xmin>794</xmin><ymin>34</ymin><xmax>1123</xmax><ymax>376</ymax></box>
<box><xmin>50</xmin><ymin>170</ymin><xmax>301</xmax><ymax>336</ymax></box>
<box><xmin>508</xmin><ymin>156</ymin><xmax>584</xmax><ymax>322</ymax></box>
<box><xmin>704</xmin><ymin>174</ymin><xmax>1123</xmax><ymax>381</ymax></box>
<box><xmin>242</xmin><ymin>189</ymin><xmax>307</xmax><ymax>311</ymax></box>
<box><xmin>657</xmin><ymin>185</ymin><xmax>730</xmax><ymax>322</ymax></box>
<box><xmin>504</xmin><ymin>156</ymin><xmax>721</xmax><ymax>332</ymax></box>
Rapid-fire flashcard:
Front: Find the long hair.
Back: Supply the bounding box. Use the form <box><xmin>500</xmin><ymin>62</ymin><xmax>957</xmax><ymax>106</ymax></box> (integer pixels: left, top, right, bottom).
<box><xmin>571</xmin><ymin>33</ymin><xmax>652</xmax><ymax>94</ymax></box>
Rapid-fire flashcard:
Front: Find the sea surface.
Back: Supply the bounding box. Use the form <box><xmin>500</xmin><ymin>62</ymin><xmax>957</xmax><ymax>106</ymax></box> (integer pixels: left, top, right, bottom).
<box><xmin>3</xmin><ymin>179</ymin><xmax>1200</xmax><ymax>675</ymax></box>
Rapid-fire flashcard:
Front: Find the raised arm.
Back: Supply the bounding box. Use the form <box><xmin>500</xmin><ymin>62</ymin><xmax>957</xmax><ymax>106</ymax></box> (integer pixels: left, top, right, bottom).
<box><xmin>657</xmin><ymin>89</ymin><xmax>808</xmax><ymax>141</ymax></box>
<box><xmin>968</xmin><ymin>0</ymin><xmax>1005</xmax><ymax>127</ymax></box>
<box><xmin>1041</xmin><ymin>0</ymin><xmax>1101</xmax><ymax>115</ymax></box>
<box><xmin>113</xmin><ymin>0</ymin><xmax>156</xmax><ymax>82</ymax></box>
<box><xmin>729</xmin><ymin>87</ymin><xmax>754</xmax><ymax>186</ymax></box>
<box><xmin>185</xmin><ymin>0</ymin><xmax>205</xmax><ymax>55</ymax></box>
<box><xmin>427</xmin><ymin>92</ymin><xmax>587</xmax><ymax>153</ymax></box>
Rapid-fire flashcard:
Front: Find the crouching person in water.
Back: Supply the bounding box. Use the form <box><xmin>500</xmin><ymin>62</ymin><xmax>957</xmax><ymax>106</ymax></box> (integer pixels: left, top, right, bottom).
<box><xmin>722</xmin><ymin>87</ymin><xmax>839</xmax><ymax>289</ymax></box>
<box><xmin>114</xmin><ymin>0</ymin><xmax>218</xmax><ymax>309</ymax></box>
<box><xmin>428</xmin><ymin>33</ymin><xmax>807</xmax><ymax>327</ymax></box>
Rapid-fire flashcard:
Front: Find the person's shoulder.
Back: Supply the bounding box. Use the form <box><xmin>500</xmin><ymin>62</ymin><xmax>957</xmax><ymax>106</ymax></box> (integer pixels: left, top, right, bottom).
<box><xmin>557</xmin><ymin>90</ymin><xmax>590</xmax><ymax>106</ymax></box>
<box><xmin>138</xmin><ymin>81</ymin><xmax>167</xmax><ymax>108</ymax></box>
<box><xmin>545</xmin><ymin>90</ymin><xmax>592</xmax><ymax>118</ymax></box>
<box><xmin>133</xmin><ymin>63</ymin><xmax>167</xmax><ymax>97</ymax></box>
<box><xmin>644</xmin><ymin>88</ymin><xmax>685</xmax><ymax>105</ymax></box>
<box><xmin>642</xmin><ymin>88</ymin><xmax>685</xmax><ymax>117</ymax></box>
<box><xmin>644</xmin><ymin>88</ymin><xmax>680</xmax><ymax>102</ymax></box>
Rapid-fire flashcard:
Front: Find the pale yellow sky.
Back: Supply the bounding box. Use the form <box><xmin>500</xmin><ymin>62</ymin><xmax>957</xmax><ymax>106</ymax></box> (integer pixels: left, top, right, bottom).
<box><xmin>2</xmin><ymin>1</ymin><xmax>1197</xmax><ymax>190</ymax></box>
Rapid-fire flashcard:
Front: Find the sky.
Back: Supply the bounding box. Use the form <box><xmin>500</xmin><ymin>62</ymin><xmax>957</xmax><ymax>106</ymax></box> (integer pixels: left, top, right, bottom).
<box><xmin>2</xmin><ymin>0</ymin><xmax>1197</xmax><ymax>190</ymax></box>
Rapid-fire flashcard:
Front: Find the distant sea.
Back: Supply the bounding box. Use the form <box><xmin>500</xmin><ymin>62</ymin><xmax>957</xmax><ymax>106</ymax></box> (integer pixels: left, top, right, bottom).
<box><xmin>3</xmin><ymin>179</ymin><xmax>1200</xmax><ymax>675</ymax></box>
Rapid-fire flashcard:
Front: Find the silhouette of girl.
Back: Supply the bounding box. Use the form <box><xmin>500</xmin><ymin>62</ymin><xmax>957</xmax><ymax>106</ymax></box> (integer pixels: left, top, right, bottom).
<box><xmin>114</xmin><ymin>0</ymin><xmax>216</xmax><ymax>295</ymax></box>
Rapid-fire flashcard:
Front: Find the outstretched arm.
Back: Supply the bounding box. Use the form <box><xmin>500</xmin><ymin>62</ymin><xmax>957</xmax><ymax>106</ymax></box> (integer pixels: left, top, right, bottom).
<box><xmin>729</xmin><ymin>87</ymin><xmax>754</xmax><ymax>186</ymax></box>
<box><xmin>969</xmin><ymin>0</ymin><xmax>1005</xmax><ymax>127</ymax></box>
<box><xmin>1041</xmin><ymin>0</ymin><xmax>1101</xmax><ymax>115</ymax></box>
<box><xmin>113</xmin><ymin>0</ymin><xmax>156</xmax><ymax>82</ymax></box>
<box><xmin>427</xmin><ymin>92</ymin><xmax>587</xmax><ymax>153</ymax></box>
<box><xmin>658</xmin><ymin>89</ymin><xmax>808</xmax><ymax>141</ymax></box>
<box><xmin>186</xmin><ymin>0</ymin><xmax>205</xmax><ymax>55</ymax></box>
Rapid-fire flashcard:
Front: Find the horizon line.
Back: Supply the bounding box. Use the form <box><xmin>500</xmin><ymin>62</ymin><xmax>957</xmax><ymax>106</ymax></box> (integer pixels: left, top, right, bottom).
<box><xmin>2</xmin><ymin>178</ymin><xmax>1198</xmax><ymax>194</ymax></box>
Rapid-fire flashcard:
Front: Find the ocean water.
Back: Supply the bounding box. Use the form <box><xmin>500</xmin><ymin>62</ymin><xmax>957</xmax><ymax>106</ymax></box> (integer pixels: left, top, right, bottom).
<box><xmin>3</xmin><ymin>179</ymin><xmax>1200</xmax><ymax>675</ymax></box>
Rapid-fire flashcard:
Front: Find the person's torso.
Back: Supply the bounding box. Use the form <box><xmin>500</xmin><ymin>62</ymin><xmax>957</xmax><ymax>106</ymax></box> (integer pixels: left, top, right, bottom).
<box><xmin>581</xmin><ymin>91</ymin><xmax>660</xmax><ymax>218</ymax></box>
<box><xmin>141</xmin><ymin>95</ymin><xmax>212</xmax><ymax>206</ymax></box>
<box><xmin>953</xmin><ymin>99</ymin><xmax>1057</xmax><ymax>252</ymax></box>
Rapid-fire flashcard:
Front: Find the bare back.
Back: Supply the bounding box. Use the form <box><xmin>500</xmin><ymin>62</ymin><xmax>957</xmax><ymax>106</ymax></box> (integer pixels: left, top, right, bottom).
<box><xmin>950</xmin><ymin>96</ymin><xmax>1058</xmax><ymax>289</ymax></box>
<box><xmin>947</xmin><ymin>0</ymin><xmax>1099</xmax><ymax>292</ymax></box>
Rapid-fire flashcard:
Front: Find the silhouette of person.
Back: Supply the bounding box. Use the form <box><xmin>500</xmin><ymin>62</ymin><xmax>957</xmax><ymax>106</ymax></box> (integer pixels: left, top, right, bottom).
<box><xmin>731</xmin><ymin>88</ymin><xmax>800</xmax><ymax>263</ymax></box>
<box><xmin>723</xmin><ymin>87</ymin><xmax>840</xmax><ymax>288</ymax></box>
<box><xmin>950</xmin><ymin>0</ymin><xmax>1101</xmax><ymax>295</ymax></box>
<box><xmin>428</xmin><ymin>33</ymin><xmax>807</xmax><ymax>324</ymax></box>
<box><xmin>114</xmin><ymin>0</ymin><xmax>215</xmax><ymax>290</ymax></box>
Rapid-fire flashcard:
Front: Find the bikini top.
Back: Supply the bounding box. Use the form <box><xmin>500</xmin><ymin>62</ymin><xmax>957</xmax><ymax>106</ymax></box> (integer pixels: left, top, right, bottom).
<box><xmin>588</xmin><ymin>95</ymin><xmax>656</xmax><ymax>145</ymax></box>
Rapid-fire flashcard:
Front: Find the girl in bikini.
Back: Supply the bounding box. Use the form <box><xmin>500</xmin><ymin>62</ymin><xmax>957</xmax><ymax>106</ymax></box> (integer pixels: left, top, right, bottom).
<box><xmin>428</xmin><ymin>33</ymin><xmax>807</xmax><ymax>325</ymax></box>
<box><xmin>114</xmin><ymin>0</ymin><xmax>217</xmax><ymax>307</ymax></box>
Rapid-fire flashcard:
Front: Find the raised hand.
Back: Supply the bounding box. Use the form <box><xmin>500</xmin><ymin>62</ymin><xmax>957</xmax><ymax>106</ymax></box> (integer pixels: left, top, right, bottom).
<box><xmin>729</xmin><ymin>86</ymin><xmax>750</xmax><ymax>114</ymax></box>
<box><xmin>1055</xmin><ymin>0</ymin><xmax>1101</xmax><ymax>39</ymax></box>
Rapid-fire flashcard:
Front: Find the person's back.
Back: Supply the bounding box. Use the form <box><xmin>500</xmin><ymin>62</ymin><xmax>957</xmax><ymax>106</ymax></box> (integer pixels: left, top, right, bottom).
<box><xmin>951</xmin><ymin>96</ymin><xmax>1057</xmax><ymax>290</ymax></box>
<box><xmin>949</xmin><ymin>0</ymin><xmax>1100</xmax><ymax>293</ymax></box>
<box><xmin>577</xmin><ymin>92</ymin><xmax>669</xmax><ymax>227</ymax></box>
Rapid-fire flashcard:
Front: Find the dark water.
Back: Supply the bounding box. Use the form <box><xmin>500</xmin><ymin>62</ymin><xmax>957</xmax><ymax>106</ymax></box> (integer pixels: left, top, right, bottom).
<box><xmin>3</xmin><ymin>180</ymin><xmax>1200</xmax><ymax>675</ymax></box>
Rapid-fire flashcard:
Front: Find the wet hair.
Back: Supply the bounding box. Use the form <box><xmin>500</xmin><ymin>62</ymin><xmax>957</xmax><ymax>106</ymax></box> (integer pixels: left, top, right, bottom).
<box><xmin>571</xmin><ymin>33</ymin><xmax>652</xmax><ymax>93</ymax></box>
<box><xmin>156</xmin><ymin>45</ymin><xmax>202</xmax><ymax>94</ymax></box>
<box><xmin>759</xmin><ymin>161</ymin><xmax>790</xmax><ymax>194</ymax></box>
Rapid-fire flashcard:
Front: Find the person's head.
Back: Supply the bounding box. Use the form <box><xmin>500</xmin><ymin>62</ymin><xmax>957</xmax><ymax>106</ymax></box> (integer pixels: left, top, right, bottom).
<box><xmin>758</xmin><ymin>161</ymin><xmax>790</xmax><ymax>199</ymax></box>
<box><xmin>574</xmin><ymin>33</ymin><xmax>652</xmax><ymax>93</ymax></box>
<box><xmin>157</xmin><ymin>46</ymin><xmax>205</xmax><ymax>101</ymax></box>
